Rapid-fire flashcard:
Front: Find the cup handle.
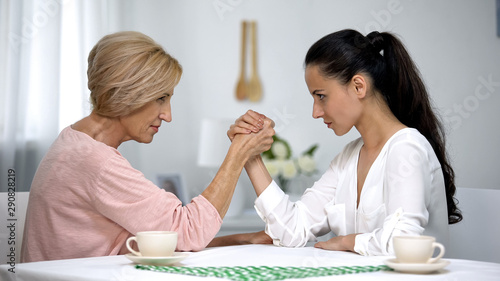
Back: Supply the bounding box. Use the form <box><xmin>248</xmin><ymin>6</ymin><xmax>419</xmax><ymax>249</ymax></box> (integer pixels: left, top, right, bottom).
<box><xmin>126</xmin><ymin>236</ymin><xmax>141</xmax><ymax>256</ymax></box>
<box><xmin>427</xmin><ymin>242</ymin><xmax>445</xmax><ymax>263</ymax></box>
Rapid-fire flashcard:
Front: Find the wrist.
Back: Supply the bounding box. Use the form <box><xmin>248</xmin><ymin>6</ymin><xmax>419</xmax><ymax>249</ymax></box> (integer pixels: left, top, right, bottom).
<box><xmin>342</xmin><ymin>234</ymin><xmax>357</xmax><ymax>252</ymax></box>
<box><xmin>226</xmin><ymin>142</ymin><xmax>251</xmax><ymax>167</ymax></box>
<box><xmin>245</xmin><ymin>154</ymin><xmax>262</xmax><ymax>166</ymax></box>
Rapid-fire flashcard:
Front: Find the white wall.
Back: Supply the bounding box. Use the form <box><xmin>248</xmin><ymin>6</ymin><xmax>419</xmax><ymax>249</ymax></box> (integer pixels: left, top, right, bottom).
<box><xmin>115</xmin><ymin>0</ymin><xmax>500</xmax><ymax>207</ymax></box>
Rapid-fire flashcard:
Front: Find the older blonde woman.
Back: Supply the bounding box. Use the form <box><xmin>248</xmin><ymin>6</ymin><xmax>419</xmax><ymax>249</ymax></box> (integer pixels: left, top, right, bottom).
<box><xmin>21</xmin><ymin>31</ymin><xmax>274</xmax><ymax>262</ymax></box>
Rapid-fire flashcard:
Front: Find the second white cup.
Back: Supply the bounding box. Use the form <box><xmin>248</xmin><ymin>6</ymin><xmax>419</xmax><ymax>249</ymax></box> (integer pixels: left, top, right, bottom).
<box><xmin>393</xmin><ymin>235</ymin><xmax>445</xmax><ymax>264</ymax></box>
<box><xmin>126</xmin><ymin>231</ymin><xmax>178</xmax><ymax>257</ymax></box>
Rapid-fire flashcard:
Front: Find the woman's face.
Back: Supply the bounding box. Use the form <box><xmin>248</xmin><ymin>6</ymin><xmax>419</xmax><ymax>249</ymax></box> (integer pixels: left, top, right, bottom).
<box><xmin>305</xmin><ymin>65</ymin><xmax>362</xmax><ymax>136</ymax></box>
<box><xmin>118</xmin><ymin>92</ymin><xmax>173</xmax><ymax>144</ymax></box>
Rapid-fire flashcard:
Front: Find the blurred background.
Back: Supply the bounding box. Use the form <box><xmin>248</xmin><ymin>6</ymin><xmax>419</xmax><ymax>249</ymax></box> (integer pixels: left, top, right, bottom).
<box><xmin>1</xmin><ymin>0</ymin><xmax>499</xmax><ymax>205</ymax></box>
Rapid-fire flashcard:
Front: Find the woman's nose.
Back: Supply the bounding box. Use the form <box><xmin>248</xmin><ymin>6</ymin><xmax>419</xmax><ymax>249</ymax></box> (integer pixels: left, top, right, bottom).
<box><xmin>312</xmin><ymin>102</ymin><xmax>323</xmax><ymax>119</ymax></box>
<box><xmin>160</xmin><ymin>103</ymin><xmax>172</xmax><ymax>122</ymax></box>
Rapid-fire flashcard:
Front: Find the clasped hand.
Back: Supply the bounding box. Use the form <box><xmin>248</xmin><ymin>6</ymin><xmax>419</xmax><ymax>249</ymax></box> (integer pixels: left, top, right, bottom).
<box><xmin>227</xmin><ymin>110</ymin><xmax>275</xmax><ymax>157</ymax></box>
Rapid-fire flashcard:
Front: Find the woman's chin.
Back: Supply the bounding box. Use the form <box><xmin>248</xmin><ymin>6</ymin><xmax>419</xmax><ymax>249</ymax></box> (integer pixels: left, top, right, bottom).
<box><xmin>332</xmin><ymin>127</ymin><xmax>352</xmax><ymax>137</ymax></box>
<box><xmin>135</xmin><ymin>136</ymin><xmax>155</xmax><ymax>144</ymax></box>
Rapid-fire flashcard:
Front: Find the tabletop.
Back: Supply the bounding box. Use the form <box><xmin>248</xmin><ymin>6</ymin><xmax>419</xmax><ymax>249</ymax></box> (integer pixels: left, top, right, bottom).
<box><xmin>1</xmin><ymin>244</ymin><xmax>499</xmax><ymax>281</ymax></box>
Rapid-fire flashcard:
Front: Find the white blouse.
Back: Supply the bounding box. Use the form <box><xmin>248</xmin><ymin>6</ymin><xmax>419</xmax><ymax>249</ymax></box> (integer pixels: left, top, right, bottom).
<box><xmin>254</xmin><ymin>128</ymin><xmax>449</xmax><ymax>256</ymax></box>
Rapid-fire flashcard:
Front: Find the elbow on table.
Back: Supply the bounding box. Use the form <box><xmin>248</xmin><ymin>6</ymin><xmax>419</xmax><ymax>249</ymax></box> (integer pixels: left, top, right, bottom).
<box><xmin>176</xmin><ymin>242</ymin><xmax>206</xmax><ymax>252</ymax></box>
<box><xmin>176</xmin><ymin>226</ymin><xmax>217</xmax><ymax>252</ymax></box>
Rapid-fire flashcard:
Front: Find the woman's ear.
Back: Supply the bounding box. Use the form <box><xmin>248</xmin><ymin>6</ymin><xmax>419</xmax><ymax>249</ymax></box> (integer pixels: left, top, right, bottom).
<box><xmin>351</xmin><ymin>75</ymin><xmax>367</xmax><ymax>99</ymax></box>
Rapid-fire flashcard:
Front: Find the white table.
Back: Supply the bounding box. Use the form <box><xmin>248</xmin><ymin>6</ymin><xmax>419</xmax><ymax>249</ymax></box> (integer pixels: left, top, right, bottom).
<box><xmin>1</xmin><ymin>245</ymin><xmax>499</xmax><ymax>280</ymax></box>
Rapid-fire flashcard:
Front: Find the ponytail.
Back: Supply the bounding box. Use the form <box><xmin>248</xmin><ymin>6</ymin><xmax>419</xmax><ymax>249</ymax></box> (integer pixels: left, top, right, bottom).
<box><xmin>305</xmin><ymin>29</ymin><xmax>462</xmax><ymax>224</ymax></box>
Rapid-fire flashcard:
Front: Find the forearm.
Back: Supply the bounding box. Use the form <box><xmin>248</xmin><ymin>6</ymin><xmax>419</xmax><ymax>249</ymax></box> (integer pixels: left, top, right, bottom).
<box><xmin>314</xmin><ymin>233</ymin><xmax>358</xmax><ymax>252</ymax></box>
<box><xmin>202</xmin><ymin>117</ymin><xmax>274</xmax><ymax>218</ymax></box>
<box><xmin>244</xmin><ymin>155</ymin><xmax>272</xmax><ymax>196</ymax></box>
<box><xmin>342</xmin><ymin>234</ymin><xmax>357</xmax><ymax>252</ymax></box>
<box><xmin>207</xmin><ymin>230</ymin><xmax>272</xmax><ymax>247</ymax></box>
<box><xmin>207</xmin><ymin>233</ymin><xmax>252</xmax><ymax>247</ymax></box>
<box><xmin>201</xmin><ymin>145</ymin><xmax>248</xmax><ymax>218</ymax></box>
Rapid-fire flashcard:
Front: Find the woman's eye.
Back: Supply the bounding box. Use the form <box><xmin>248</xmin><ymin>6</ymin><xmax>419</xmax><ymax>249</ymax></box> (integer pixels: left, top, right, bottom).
<box><xmin>317</xmin><ymin>94</ymin><xmax>325</xmax><ymax>100</ymax></box>
<box><xmin>157</xmin><ymin>95</ymin><xmax>169</xmax><ymax>102</ymax></box>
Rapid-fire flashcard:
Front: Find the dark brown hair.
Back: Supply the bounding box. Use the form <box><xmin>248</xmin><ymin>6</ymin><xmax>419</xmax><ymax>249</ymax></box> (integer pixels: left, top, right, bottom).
<box><xmin>305</xmin><ymin>29</ymin><xmax>462</xmax><ymax>224</ymax></box>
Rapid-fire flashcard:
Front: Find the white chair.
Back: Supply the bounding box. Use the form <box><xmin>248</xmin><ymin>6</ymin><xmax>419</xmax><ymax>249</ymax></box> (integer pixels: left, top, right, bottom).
<box><xmin>0</xmin><ymin>192</ymin><xmax>29</xmax><ymax>264</ymax></box>
<box><xmin>447</xmin><ymin>187</ymin><xmax>500</xmax><ymax>263</ymax></box>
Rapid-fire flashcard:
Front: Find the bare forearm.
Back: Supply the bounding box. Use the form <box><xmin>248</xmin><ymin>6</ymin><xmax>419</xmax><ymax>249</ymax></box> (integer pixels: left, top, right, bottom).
<box><xmin>207</xmin><ymin>233</ymin><xmax>251</xmax><ymax>247</ymax></box>
<box><xmin>202</xmin><ymin>118</ymin><xmax>274</xmax><ymax>218</ymax></box>
<box><xmin>341</xmin><ymin>234</ymin><xmax>357</xmax><ymax>252</ymax></box>
<box><xmin>314</xmin><ymin>233</ymin><xmax>358</xmax><ymax>252</ymax></box>
<box><xmin>201</xmin><ymin>145</ymin><xmax>248</xmax><ymax>218</ymax></box>
<box><xmin>244</xmin><ymin>155</ymin><xmax>272</xmax><ymax>196</ymax></box>
<box><xmin>207</xmin><ymin>230</ymin><xmax>272</xmax><ymax>247</ymax></box>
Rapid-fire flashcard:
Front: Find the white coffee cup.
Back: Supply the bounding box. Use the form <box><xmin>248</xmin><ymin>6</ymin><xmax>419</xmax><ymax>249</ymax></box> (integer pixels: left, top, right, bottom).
<box><xmin>393</xmin><ymin>235</ymin><xmax>445</xmax><ymax>264</ymax></box>
<box><xmin>126</xmin><ymin>231</ymin><xmax>178</xmax><ymax>257</ymax></box>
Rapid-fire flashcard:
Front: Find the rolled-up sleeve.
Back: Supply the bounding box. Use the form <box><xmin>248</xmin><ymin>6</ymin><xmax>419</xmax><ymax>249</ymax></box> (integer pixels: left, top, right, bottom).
<box><xmin>92</xmin><ymin>155</ymin><xmax>222</xmax><ymax>252</ymax></box>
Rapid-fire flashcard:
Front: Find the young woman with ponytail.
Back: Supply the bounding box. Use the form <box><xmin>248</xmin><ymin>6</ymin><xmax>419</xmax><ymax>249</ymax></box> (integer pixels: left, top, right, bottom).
<box><xmin>228</xmin><ymin>29</ymin><xmax>462</xmax><ymax>256</ymax></box>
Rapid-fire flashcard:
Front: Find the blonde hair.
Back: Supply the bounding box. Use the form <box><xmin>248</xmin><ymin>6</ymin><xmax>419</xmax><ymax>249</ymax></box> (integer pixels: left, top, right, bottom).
<box><xmin>87</xmin><ymin>31</ymin><xmax>182</xmax><ymax>117</ymax></box>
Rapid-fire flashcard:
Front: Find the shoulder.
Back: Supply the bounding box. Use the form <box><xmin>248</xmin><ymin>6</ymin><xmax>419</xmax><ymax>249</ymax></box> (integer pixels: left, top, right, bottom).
<box><xmin>386</xmin><ymin>128</ymin><xmax>433</xmax><ymax>152</ymax></box>
<box><xmin>52</xmin><ymin>126</ymin><xmax>127</xmax><ymax>173</ymax></box>
<box><xmin>385</xmin><ymin>128</ymin><xmax>440</xmax><ymax>168</ymax></box>
<box><xmin>61</xmin><ymin>126</ymin><xmax>122</xmax><ymax>158</ymax></box>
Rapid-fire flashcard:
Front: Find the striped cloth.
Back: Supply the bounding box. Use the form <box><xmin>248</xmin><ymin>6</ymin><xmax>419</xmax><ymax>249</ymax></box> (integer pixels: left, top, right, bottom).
<box><xmin>135</xmin><ymin>264</ymin><xmax>393</xmax><ymax>280</ymax></box>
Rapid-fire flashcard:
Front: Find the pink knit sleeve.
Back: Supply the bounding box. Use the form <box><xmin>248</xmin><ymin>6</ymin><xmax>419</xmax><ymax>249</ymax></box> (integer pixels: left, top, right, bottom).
<box><xmin>173</xmin><ymin>195</ymin><xmax>223</xmax><ymax>251</ymax></box>
<box><xmin>91</xmin><ymin>154</ymin><xmax>222</xmax><ymax>251</ymax></box>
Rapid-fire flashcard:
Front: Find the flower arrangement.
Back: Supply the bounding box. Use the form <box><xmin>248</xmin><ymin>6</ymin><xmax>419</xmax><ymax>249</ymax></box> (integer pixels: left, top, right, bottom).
<box><xmin>261</xmin><ymin>135</ymin><xmax>319</xmax><ymax>193</ymax></box>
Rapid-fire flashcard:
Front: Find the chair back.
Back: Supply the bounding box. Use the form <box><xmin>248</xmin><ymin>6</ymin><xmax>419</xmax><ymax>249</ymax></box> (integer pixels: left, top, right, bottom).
<box><xmin>447</xmin><ymin>187</ymin><xmax>500</xmax><ymax>263</ymax></box>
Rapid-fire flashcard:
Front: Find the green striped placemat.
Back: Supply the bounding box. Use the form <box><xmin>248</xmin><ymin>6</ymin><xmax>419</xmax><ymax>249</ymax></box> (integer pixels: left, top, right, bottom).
<box><xmin>135</xmin><ymin>264</ymin><xmax>393</xmax><ymax>280</ymax></box>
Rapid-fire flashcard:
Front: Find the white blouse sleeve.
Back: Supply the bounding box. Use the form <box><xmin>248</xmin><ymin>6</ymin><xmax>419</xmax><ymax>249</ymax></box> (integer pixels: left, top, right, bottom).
<box><xmin>254</xmin><ymin>160</ymin><xmax>340</xmax><ymax>247</ymax></box>
<box><xmin>354</xmin><ymin>139</ymin><xmax>433</xmax><ymax>256</ymax></box>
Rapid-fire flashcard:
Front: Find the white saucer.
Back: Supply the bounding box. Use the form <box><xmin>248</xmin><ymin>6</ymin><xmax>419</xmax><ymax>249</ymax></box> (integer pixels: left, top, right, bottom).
<box><xmin>384</xmin><ymin>258</ymin><xmax>450</xmax><ymax>274</ymax></box>
<box><xmin>125</xmin><ymin>253</ymin><xmax>188</xmax><ymax>266</ymax></box>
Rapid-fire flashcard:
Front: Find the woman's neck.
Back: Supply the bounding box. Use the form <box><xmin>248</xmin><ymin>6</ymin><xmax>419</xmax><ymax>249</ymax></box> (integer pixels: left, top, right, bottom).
<box><xmin>72</xmin><ymin>112</ymin><xmax>127</xmax><ymax>149</ymax></box>
<box><xmin>355</xmin><ymin>97</ymin><xmax>406</xmax><ymax>151</ymax></box>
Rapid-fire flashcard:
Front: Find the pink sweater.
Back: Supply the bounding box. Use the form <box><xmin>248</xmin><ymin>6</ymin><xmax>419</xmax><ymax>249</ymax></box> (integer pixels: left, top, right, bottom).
<box><xmin>21</xmin><ymin>126</ymin><xmax>222</xmax><ymax>262</ymax></box>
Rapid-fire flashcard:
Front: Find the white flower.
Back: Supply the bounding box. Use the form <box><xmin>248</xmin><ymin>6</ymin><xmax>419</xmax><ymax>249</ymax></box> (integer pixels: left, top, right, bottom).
<box><xmin>271</xmin><ymin>141</ymin><xmax>288</xmax><ymax>160</ymax></box>
<box><xmin>281</xmin><ymin>159</ymin><xmax>298</xmax><ymax>179</ymax></box>
<box><xmin>264</xmin><ymin>159</ymin><xmax>280</xmax><ymax>178</ymax></box>
<box><xmin>297</xmin><ymin>155</ymin><xmax>316</xmax><ymax>174</ymax></box>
